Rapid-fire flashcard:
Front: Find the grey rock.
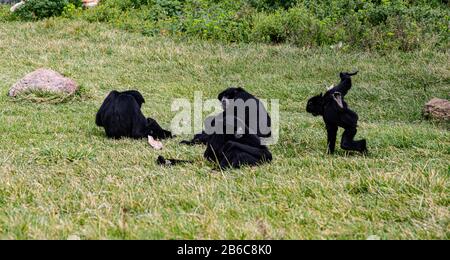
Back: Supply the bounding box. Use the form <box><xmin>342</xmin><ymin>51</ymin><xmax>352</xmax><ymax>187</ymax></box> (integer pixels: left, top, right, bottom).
<box><xmin>9</xmin><ymin>69</ymin><xmax>78</xmax><ymax>97</ymax></box>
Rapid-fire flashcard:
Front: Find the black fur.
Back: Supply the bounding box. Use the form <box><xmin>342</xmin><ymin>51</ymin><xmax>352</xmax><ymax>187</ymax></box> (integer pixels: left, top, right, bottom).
<box><xmin>306</xmin><ymin>72</ymin><xmax>368</xmax><ymax>154</ymax></box>
<box><xmin>181</xmin><ymin>87</ymin><xmax>271</xmax><ymax>145</ymax></box>
<box><xmin>179</xmin><ymin>131</ymin><xmax>210</xmax><ymax>145</ymax></box>
<box><xmin>175</xmin><ymin>87</ymin><xmax>273</xmax><ymax>169</ymax></box>
<box><xmin>96</xmin><ymin>90</ymin><xmax>172</xmax><ymax>140</ymax></box>
<box><xmin>162</xmin><ymin>117</ymin><xmax>272</xmax><ymax>169</ymax></box>
<box><xmin>203</xmin><ymin>116</ymin><xmax>272</xmax><ymax>169</ymax></box>
<box><xmin>218</xmin><ymin>87</ymin><xmax>272</xmax><ymax>138</ymax></box>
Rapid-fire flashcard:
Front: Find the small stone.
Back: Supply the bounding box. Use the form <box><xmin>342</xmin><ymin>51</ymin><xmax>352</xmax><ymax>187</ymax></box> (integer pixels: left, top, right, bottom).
<box><xmin>9</xmin><ymin>69</ymin><xmax>79</xmax><ymax>97</ymax></box>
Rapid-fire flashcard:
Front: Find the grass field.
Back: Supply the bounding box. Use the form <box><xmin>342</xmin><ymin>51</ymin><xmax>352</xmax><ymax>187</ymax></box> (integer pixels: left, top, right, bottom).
<box><xmin>0</xmin><ymin>19</ymin><xmax>449</xmax><ymax>239</ymax></box>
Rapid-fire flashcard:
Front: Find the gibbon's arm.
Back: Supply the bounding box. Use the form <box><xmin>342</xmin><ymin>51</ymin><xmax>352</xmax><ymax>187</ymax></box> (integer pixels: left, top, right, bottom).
<box><xmin>157</xmin><ymin>156</ymin><xmax>193</xmax><ymax>166</ymax></box>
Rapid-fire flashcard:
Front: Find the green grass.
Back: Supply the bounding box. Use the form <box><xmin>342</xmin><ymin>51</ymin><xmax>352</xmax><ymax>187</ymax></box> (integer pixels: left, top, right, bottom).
<box><xmin>0</xmin><ymin>19</ymin><xmax>449</xmax><ymax>239</ymax></box>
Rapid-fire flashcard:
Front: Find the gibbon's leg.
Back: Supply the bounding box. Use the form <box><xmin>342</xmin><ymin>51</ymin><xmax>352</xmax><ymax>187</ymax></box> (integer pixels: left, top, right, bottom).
<box><xmin>326</xmin><ymin>124</ymin><xmax>338</xmax><ymax>154</ymax></box>
<box><xmin>341</xmin><ymin>127</ymin><xmax>367</xmax><ymax>153</ymax></box>
<box><xmin>219</xmin><ymin>141</ymin><xmax>271</xmax><ymax>169</ymax></box>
